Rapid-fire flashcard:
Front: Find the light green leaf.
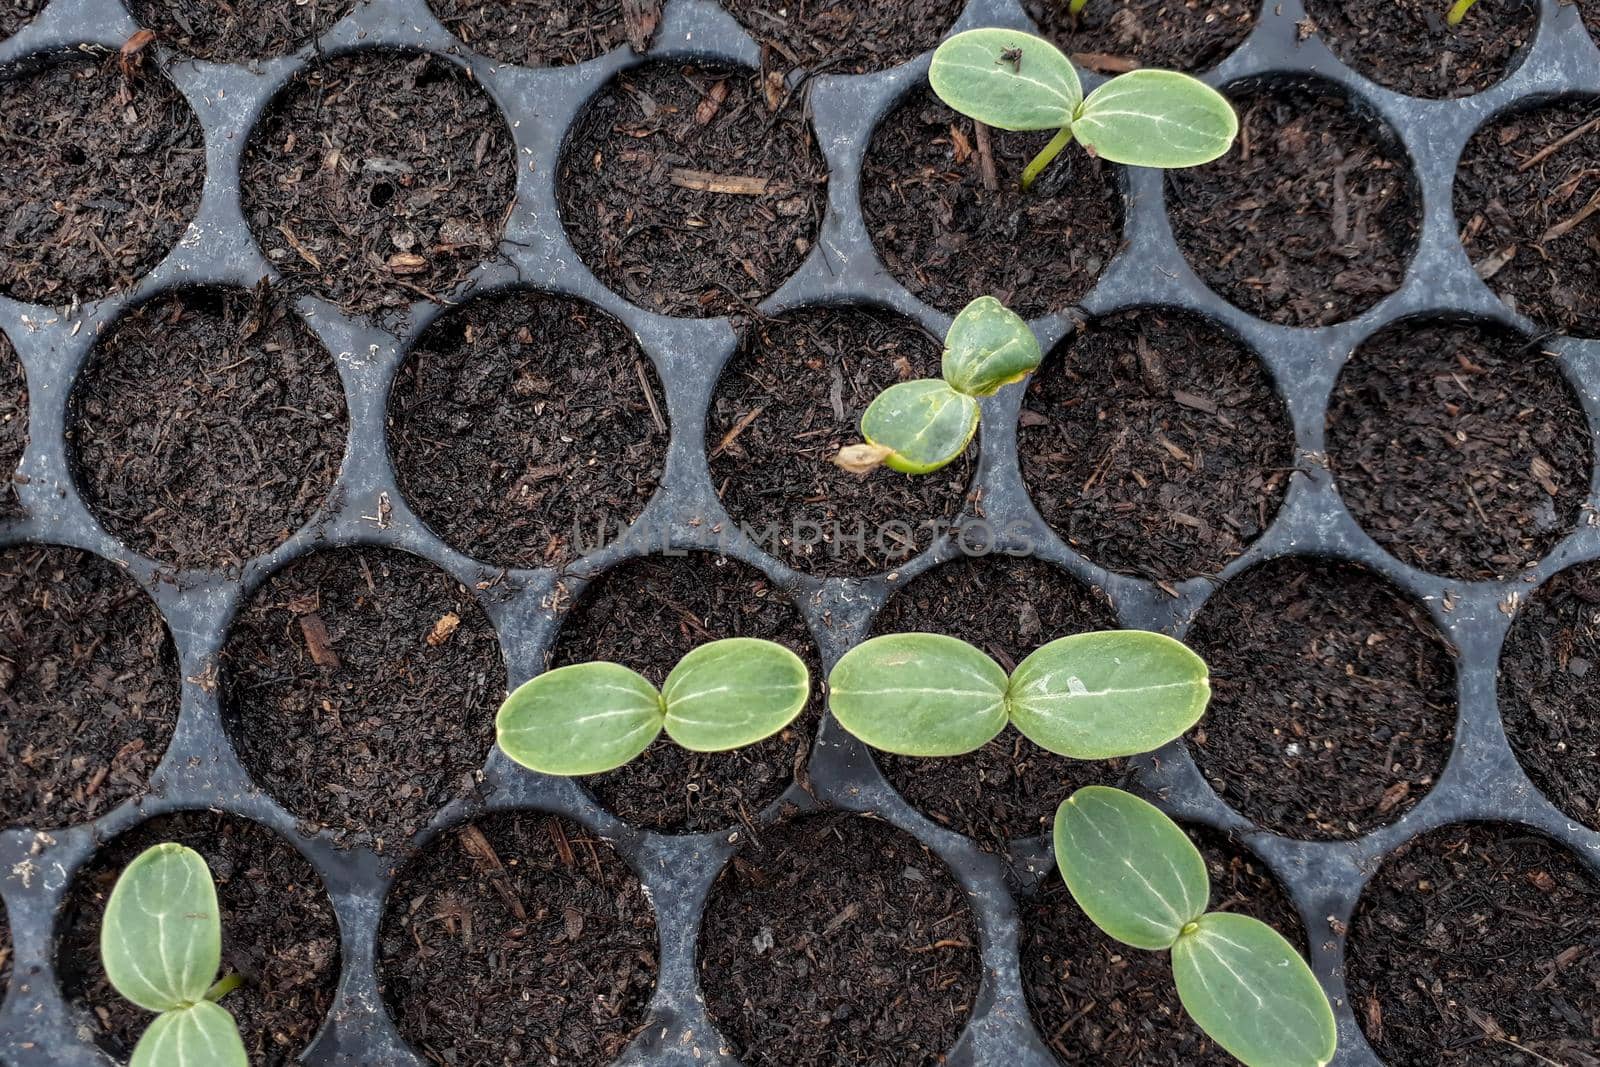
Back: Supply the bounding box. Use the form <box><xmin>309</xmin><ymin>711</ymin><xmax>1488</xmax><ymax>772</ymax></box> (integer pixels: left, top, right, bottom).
<box><xmin>929</xmin><ymin>28</ymin><xmax>1083</xmax><ymax>132</ymax></box>
<box><xmin>662</xmin><ymin>637</ymin><xmax>810</xmax><ymax>752</ymax></box>
<box><xmin>860</xmin><ymin>379</ymin><xmax>979</xmax><ymax>474</ymax></box>
<box><xmin>1052</xmin><ymin>786</ymin><xmax>1209</xmax><ymax>950</ymax></box>
<box><xmin>1173</xmin><ymin>912</ymin><xmax>1338</xmax><ymax>1067</ymax></box>
<box><xmin>941</xmin><ymin>296</ymin><xmax>1043</xmax><ymax>398</ymax></box>
<box><xmin>131</xmin><ymin>1001</ymin><xmax>249</xmax><ymax>1067</ymax></box>
<box><xmin>829</xmin><ymin>633</ymin><xmax>1009</xmax><ymax>756</ymax></box>
<box><xmin>1006</xmin><ymin>630</ymin><xmax>1210</xmax><ymax>759</ymax></box>
<box><xmin>496</xmin><ymin>662</ymin><xmax>664</xmax><ymax>776</ymax></box>
<box><xmin>1072</xmin><ymin>69</ymin><xmax>1238</xmax><ymax>168</ymax></box>
<box><xmin>101</xmin><ymin>843</ymin><xmax>222</xmax><ymax>1014</ymax></box>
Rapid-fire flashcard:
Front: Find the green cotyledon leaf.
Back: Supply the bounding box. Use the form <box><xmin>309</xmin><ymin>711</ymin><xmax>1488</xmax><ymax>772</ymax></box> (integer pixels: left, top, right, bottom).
<box><xmin>662</xmin><ymin>637</ymin><xmax>810</xmax><ymax>751</ymax></box>
<box><xmin>130</xmin><ymin>1001</ymin><xmax>249</xmax><ymax>1067</ymax></box>
<box><xmin>828</xmin><ymin>633</ymin><xmax>1009</xmax><ymax>756</ymax></box>
<box><xmin>496</xmin><ymin>662</ymin><xmax>664</xmax><ymax>775</ymax></box>
<box><xmin>941</xmin><ymin>296</ymin><xmax>1044</xmax><ymax>398</ymax></box>
<box><xmin>860</xmin><ymin>379</ymin><xmax>979</xmax><ymax>474</ymax></box>
<box><xmin>1071</xmin><ymin>69</ymin><xmax>1238</xmax><ymax>168</ymax></box>
<box><xmin>929</xmin><ymin>28</ymin><xmax>1083</xmax><ymax>131</ymax></box>
<box><xmin>101</xmin><ymin>843</ymin><xmax>223</xmax><ymax>1014</ymax></box>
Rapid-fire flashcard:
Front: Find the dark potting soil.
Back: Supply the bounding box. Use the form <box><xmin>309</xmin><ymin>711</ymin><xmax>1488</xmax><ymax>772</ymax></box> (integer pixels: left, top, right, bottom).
<box><xmin>388</xmin><ymin>288</ymin><xmax>668</xmax><ymax>570</ymax></box>
<box><xmin>57</xmin><ymin>811</ymin><xmax>341</xmax><ymax>1067</ymax></box>
<box><xmin>1499</xmin><ymin>560</ymin><xmax>1600</xmax><ymax>832</ymax></box>
<box><xmin>0</xmin><ymin>331</ymin><xmax>24</xmax><ymax>515</ymax></box>
<box><xmin>861</xmin><ymin>88</ymin><xmax>1123</xmax><ymax>319</ymax></box>
<box><xmin>1326</xmin><ymin>318</ymin><xmax>1590</xmax><ymax>581</ymax></box>
<box><xmin>721</xmin><ymin>0</ymin><xmax>961</xmax><ymax>76</ymax></box>
<box><xmin>1302</xmin><ymin>0</ymin><xmax>1537</xmax><ymax>99</ymax></box>
<box><xmin>1017</xmin><ymin>307</ymin><xmax>1292</xmax><ymax>582</ymax></box>
<box><xmin>699</xmin><ymin>813</ymin><xmax>981</xmax><ymax>1066</ymax></box>
<box><xmin>1455</xmin><ymin>96</ymin><xmax>1600</xmax><ymax>338</ymax></box>
<box><xmin>1024</xmin><ymin>0</ymin><xmax>1256</xmax><ymax>74</ymax></box>
<box><xmin>708</xmin><ymin>305</ymin><xmax>971</xmax><ymax>578</ymax></box>
<box><xmin>557</xmin><ymin>62</ymin><xmax>827</xmax><ymax>319</ymax></box>
<box><xmin>126</xmin><ymin>0</ymin><xmax>357</xmax><ymax>61</ymax></box>
<box><xmin>1346</xmin><ymin>823</ymin><xmax>1600</xmax><ymax>1065</ymax></box>
<box><xmin>240</xmin><ymin>50</ymin><xmax>517</xmax><ymax>320</ymax></box>
<box><xmin>424</xmin><ymin>0</ymin><xmax>656</xmax><ymax>67</ymax></box>
<box><xmin>1167</xmin><ymin>80</ymin><xmax>1420</xmax><ymax>328</ymax></box>
<box><xmin>0</xmin><ymin>0</ymin><xmax>47</xmax><ymax>38</ymax></box>
<box><xmin>222</xmin><ymin>546</ymin><xmax>503</xmax><ymax>850</ymax></box>
<box><xmin>0</xmin><ymin>52</ymin><xmax>205</xmax><ymax>307</ymax></box>
<box><xmin>1183</xmin><ymin>556</ymin><xmax>1457</xmax><ymax>840</ymax></box>
<box><xmin>548</xmin><ymin>552</ymin><xmax>820</xmax><ymax>833</ymax></box>
<box><xmin>0</xmin><ymin>544</ymin><xmax>178</xmax><ymax>829</ymax></box>
<box><xmin>379</xmin><ymin>812</ymin><xmax>658</xmax><ymax>1067</ymax></box>
<box><xmin>1021</xmin><ymin>825</ymin><xmax>1309</xmax><ymax>1065</ymax></box>
<box><xmin>0</xmin><ymin>897</ymin><xmax>8</xmax><ymax>998</ymax></box>
<box><xmin>69</xmin><ymin>285</ymin><xmax>348</xmax><ymax>571</ymax></box>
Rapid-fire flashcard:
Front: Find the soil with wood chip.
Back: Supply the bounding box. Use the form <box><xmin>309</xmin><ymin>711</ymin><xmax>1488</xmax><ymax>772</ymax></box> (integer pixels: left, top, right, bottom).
<box><xmin>426</xmin><ymin>0</ymin><xmax>657</xmax><ymax>66</ymax></box>
<box><xmin>1302</xmin><ymin>0</ymin><xmax>1536</xmax><ymax>99</ymax></box>
<box><xmin>722</xmin><ymin>0</ymin><xmax>961</xmax><ymax>75</ymax></box>
<box><xmin>0</xmin><ymin>332</ymin><xmax>24</xmax><ymax>516</ymax></box>
<box><xmin>127</xmin><ymin>0</ymin><xmax>357</xmax><ymax>61</ymax></box>
<box><xmin>0</xmin><ymin>0</ymin><xmax>45</xmax><ymax>37</ymax></box>
<box><xmin>1025</xmin><ymin>0</ymin><xmax>1256</xmax><ymax>74</ymax></box>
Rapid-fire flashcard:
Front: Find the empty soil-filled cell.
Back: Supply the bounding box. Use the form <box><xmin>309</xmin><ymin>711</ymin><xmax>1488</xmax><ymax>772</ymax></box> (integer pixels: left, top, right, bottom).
<box><xmin>426</xmin><ymin>0</ymin><xmax>644</xmax><ymax>66</ymax></box>
<box><xmin>240</xmin><ymin>51</ymin><xmax>516</xmax><ymax>319</ymax></box>
<box><xmin>1302</xmin><ymin>0</ymin><xmax>1537</xmax><ymax>99</ymax></box>
<box><xmin>127</xmin><ymin>0</ymin><xmax>357</xmax><ymax>61</ymax></box>
<box><xmin>1168</xmin><ymin>79</ymin><xmax>1420</xmax><ymax>328</ymax></box>
<box><xmin>379</xmin><ymin>811</ymin><xmax>658</xmax><ymax>1066</ymax></box>
<box><xmin>1184</xmin><ymin>557</ymin><xmax>1457</xmax><ymax>839</ymax></box>
<box><xmin>1455</xmin><ymin>96</ymin><xmax>1600</xmax><ymax>338</ymax></box>
<box><xmin>57</xmin><ymin>811</ymin><xmax>341</xmax><ymax>1067</ymax></box>
<box><xmin>0</xmin><ymin>331</ymin><xmax>24</xmax><ymax>515</ymax></box>
<box><xmin>70</xmin><ymin>286</ymin><xmax>348</xmax><ymax>571</ymax></box>
<box><xmin>388</xmin><ymin>288</ymin><xmax>667</xmax><ymax>570</ymax></box>
<box><xmin>223</xmin><ymin>546</ymin><xmax>503</xmax><ymax>849</ymax></box>
<box><xmin>1024</xmin><ymin>0</ymin><xmax>1256</xmax><ymax>74</ymax></box>
<box><xmin>0</xmin><ymin>544</ymin><xmax>179</xmax><ymax>829</ymax></box>
<box><xmin>1347</xmin><ymin>823</ymin><xmax>1600</xmax><ymax>1065</ymax></box>
<box><xmin>0</xmin><ymin>0</ymin><xmax>46</xmax><ymax>38</ymax></box>
<box><xmin>708</xmin><ymin>305</ymin><xmax>970</xmax><ymax>577</ymax></box>
<box><xmin>0</xmin><ymin>52</ymin><xmax>204</xmax><ymax>306</ymax></box>
<box><xmin>722</xmin><ymin>0</ymin><xmax>961</xmax><ymax>75</ymax></box>
<box><xmin>1326</xmin><ymin>318</ymin><xmax>1590</xmax><ymax>581</ymax></box>
<box><xmin>699</xmin><ymin>813</ymin><xmax>981</xmax><ymax>1066</ymax></box>
<box><xmin>558</xmin><ymin>62</ymin><xmax>826</xmax><ymax>318</ymax></box>
<box><xmin>1018</xmin><ymin>307</ymin><xmax>1292</xmax><ymax>581</ymax></box>
<box><xmin>548</xmin><ymin>552</ymin><xmax>820</xmax><ymax>833</ymax></box>
<box><xmin>862</xmin><ymin>88</ymin><xmax>1123</xmax><ymax>318</ymax></box>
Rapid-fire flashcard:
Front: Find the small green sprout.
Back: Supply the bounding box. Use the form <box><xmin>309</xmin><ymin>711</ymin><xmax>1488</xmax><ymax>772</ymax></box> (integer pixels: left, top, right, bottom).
<box><xmin>1069</xmin><ymin>0</ymin><xmax>1090</xmax><ymax>15</ymax></box>
<box><xmin>1445</xmin><ymin>0</ymin><xmax>1480</xmax><ymax>25</ymax></box>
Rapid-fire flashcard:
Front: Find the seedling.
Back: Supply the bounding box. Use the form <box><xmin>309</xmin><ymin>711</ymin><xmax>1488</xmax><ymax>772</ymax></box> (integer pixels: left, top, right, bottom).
<box><xmin>1069</xmin><ymin>0</ymin><xmax>1090</xmax><ymax>14</ymax></box>
<box><xmin>1446</xmin><ymin>0</ymin><xmax>1480</xmax><ymax>25</ymax></box>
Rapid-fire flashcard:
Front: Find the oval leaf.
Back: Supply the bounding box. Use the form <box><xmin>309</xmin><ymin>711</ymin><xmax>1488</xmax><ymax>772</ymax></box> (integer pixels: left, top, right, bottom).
<box><xmin>662</xmin><ymin>637</ymin><xmax>810</xmax><ymax>751</ymax></box>
<box><xmin>829</xmin><ymin>633</ymin><xmax>1009</xmax><ymax>755</ymax></box>
<box><xmin>1072</xmin><ymin>69</ymin><xmax>1238</xmax><ymax>168</ymax></box>
<box><xmin>929</xmin><ymin>28</ymin><xmax>1083</xmax><ymax>131</ymax></box>
<box><xmin>131</xmin><ymin>1000</ymin><xmax>249</xmax><ymax>1067</ymax></box>
<box><xmin>101</xmin><ymin>843</ymin><xmax>222</xmax><ymax>1013</ymax></box>
<box><xmin>861</xmin><ymin>379</ymin><xmax>979</xmax><ymax>474</ymax></box>
<box><xmin>1173</xmin><ymin>912</ymin><xmax>1338</xmax><ymax>1067</ymax></box>
<box><xmin>1052</xmin><ymin>786</ymin><xmax>1209</xmax><ymax>950</ymax></box>
<box><xmin>941</xmin><ymin>296</ymin><xmax>1043</xmax><ymax>398</ymax></box>
<box><xmin>1007</xmin><ymin>630</ymin><xmax>1210</xmax><ymax>759</ymax></box>
<box><xmin>497</xmin><ymin>662</ymin><xmax>664</xmax><ymax>776</ymax></box>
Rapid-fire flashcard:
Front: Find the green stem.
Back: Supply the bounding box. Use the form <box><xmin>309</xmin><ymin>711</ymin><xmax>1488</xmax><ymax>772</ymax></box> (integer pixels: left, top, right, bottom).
<box><xmin>1021</xmin><ymin>126</ymin><xmax>1076</xmax><ymax>191</ymax></box>
<box><xmin>1069</xmin><ymin>0</ymin><xmax>1089</xmax><ymax>15</ymax></box>
<box><xmin>1445</xmin><ymin>0</ymin><xmax>1478</xmax><ymax>26</ymax></box>
<box><xmin>204</xmin><ymin>974</ymin><xmax>244</xmax><ymax>1003</ymax></box>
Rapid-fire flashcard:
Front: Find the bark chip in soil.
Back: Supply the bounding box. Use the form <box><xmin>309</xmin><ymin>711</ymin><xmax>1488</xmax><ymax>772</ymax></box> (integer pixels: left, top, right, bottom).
<box><xmin>1184</xmin><ymin>556</ymin><xmax>1457</xmax><ymax>840</ymax></box>
<box><xmin>57</xmin><ymin>811</ymin><xmax>341</xmax><ymax>1067</ymax></box>
<box><xmin>0</xmin><ymin>544</ymin><xmax>179</xmax><ymax>829</ymax></box>
<box><xmin>388</xmin><ymin>288</ymin><xmax>667</xmax><ymax>570</ymax></box>
<box><xmin>699</xmin><ymin>813</ymin><xmax>982</xmax><ymax>1067</ymax></box>
<box><xmin>1168</xmin><ymin>78</ymin><xmax>1420</xmax><ymax>328</ymax></box>
<box><xmin>426</xmin><ymin>0</ymin><xmax>655</xmax><ymax>67</ymax></box>
<box><xmin>127</xmin><ymin>0</ymin><xmax>358</xmax><ymax>61</ymax></box>
<box><xmin>0</xmin><ymin>52</ymin><xmax>205</xmax><ymax>306</ymax></box>
<box><xmin>862</xmin><ymin>87</ymin><xmax>1123</xmax><ymax>319</ymax></box>
<box><xmin>0</xmin><ymin>0</ymin><xmax>47</xmax><ymax>39</ymax></box>
<box><xmin>548</xmin><ymin>552</ymin><xmax>820</xmax><ymax>834</ymax></box>
<box><xmin>222</xmin><ymin>546</ymin><xmax>503</xmax><ymax>849</ymax></box>
<box><xmin>378</xmin><ymin>811</ymin><xmax>658</xmax><ymax>1067</ymax></box>
<box><xmin>721</xmin><ymin>0</ymin><xmax>962</xmax><ymax>76</ymax></box>
<box><xmin>240</xmin><ymin>50</ymin><xmax>517</xmax><ymax>320</ymax></box>
<box><xmin>1018</xmin><ymin>307</ymin><xmax>1292</xmax><ymax>582</ymax></box>
<box><xmin>1326</xmin><ymin>317</ymin><xmax>1590</xmax><ymax>581</ymax></box>
<box><xmin>1025</xmin><ymin>0</ymin><xmax>1257</xmax><ymax>74</ymax></box>
<box><xmin>557</xmin><ymin>62</ymin><xmax>827</xmax><ymax>319</ymax></box>
<box><xmin>709</xmin><ymin>304</ymin><xmax>971</xmax><ymax>578</ymax></box>
<box><xmin>1347</xmin><ymin>822</ymin><xmax>1600</xmax><ymax>1066</ymax></box>
<box><xmin>1302</xmin><ymin>0</ymin><xmax>1537</xmax><ymax>99</ymax></box>
<box><xmin>0</xmin><ymin>331</ymin><xmax>24</xmax><ymax>516</ymax></box>
<box><xmin>70</xmin><ymin>285</ymin><xmax>349</xmax><ymax>571</ymax></box>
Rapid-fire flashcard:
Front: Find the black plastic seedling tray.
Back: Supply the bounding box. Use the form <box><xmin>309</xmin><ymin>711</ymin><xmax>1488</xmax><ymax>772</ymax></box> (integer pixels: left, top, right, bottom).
<box><xmin>2</xmin><ymin>0</ymin><xmax>1599</xmax><ymax>1063</ymax></box>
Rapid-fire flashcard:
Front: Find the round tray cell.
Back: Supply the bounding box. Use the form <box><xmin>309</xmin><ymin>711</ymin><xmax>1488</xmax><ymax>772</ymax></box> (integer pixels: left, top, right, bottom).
<box><xmin>1347</xmin><ymin>823</ymin><xmax>1600</xmax><ymax>1065</ymax></box>
<box><xmin>699</xmin><ymin>812</ymin><xmax>981</xmax><ymax>1066</ymax></box>
<box><xmin>57</xmin><ymin>810</ymin><xmax>340</xmax><ymax>1067</ymax></box>
<box><xmin>0</xmin><ymin>0</ymin><xmax>46</xmax><ymax>40</ymax></box>
<box><xmin>240</xmin><ymin>50</ymin><xmax>517</xmax><ymax>320</ymax></box>
<box><xmin>388</xmin><ymin>289</ymin><xmax>667</xmax><ymax>570</ymax></box>
<box><xmin>1302</xmin><ymin>0</ymin><xmax>1537</xmax><ymax>99</ymax></box>
<box><xmin>862</xmin><ymin>87</ymin><xmax>1123</xmax><ymax>319</ymax></box>
<box><xmin>426</xmin><ymin>0</ymin><xmax>640</xmax><ymax>67</ymax></box>
<box><xmin>548</xmin><ymin>552</ymin><xmax>820</xmax><ymax>833</ymax></box>
<box><xmin>223</xmin><ymin>546</ymin><xmax>503</xmax><ymax>850</ymax></box>
<box><xmin>1327</xmin><ymin>317</ymin><xmax>1591</xmax><ymax>581</ymax></box>
<box><xmin>721</xmin><ymin>0</ymin><xmax>962</xmax><ymax>75</ymax></box>
<box><xmin>1024</xmin><ymin>0</ymin><xmax>1256</xmax><ymax>74</ymax></box>
<box><xmin>1184</xmin><ymin>556</ymin><xmax>1456</xmax><ymax>839</ymax></box>
<box><xmin>0</xmin><ymin>544</ymin><xmax>179</xmax><ymax>829</ymax></box>
<box><xmin>557</xmin><ymin>62</ymin><xmax>826</xmax><ymax>319</ymax></box>
<box><xmin>1456</xmin><ymin>96</ymin><xmax>1600</xmax><ymax>338</ymax></box>
<box><xmin>709</xmin><ymin>305</ymin><xmax>970</xmax><ymax>578</ymax></box>
<box><xmin>1499</xmin><ymin>560</ymin><xmax>1600</xmax><ymax>831</ymax></box>
<box><xmin>0</xmin><ymin>331</ymin><xmax>24</xmax><ymax>516</ymax></box>
<box><xmin>127</xmin><ymin>0</ymin><xmax>358</xmax><ymax>61</ymax></box>
<box><xmin>70</xmin><ymin>286</ymin><xmax>348</xmax><ymax>571</ymax></box>
<box><xmin>379</xmin><ymin>811</ymin><xmax>658</xmax><ymax>1066</ymax></box>
<box><xmin>1018</xmin><ymin>307</ymin><xmax>1292</xmax><ymax>582</ymax></box>
<box><xmin>1168</xmin><ymin>78</ymin><xmax>1420</xmax><ymax>328</ymax></box>
<box><xmin>0</xmin><ymin>52</ymin><xmax>205</xmax><ymax>306</ymax></box>
<box><xmin>1021</xmin><ymin>824</ymin><xmax>1307</xmax><ymax>1064</ymax></box>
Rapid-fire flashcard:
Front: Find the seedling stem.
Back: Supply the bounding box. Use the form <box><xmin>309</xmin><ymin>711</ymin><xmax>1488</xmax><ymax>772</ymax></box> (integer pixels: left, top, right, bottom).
<box><xmin>1446</xmin><ymin>0</ymin><xmax>1480</xmax><ymax>25</ymax></box>
<box><xmin>1023</xmin><ymin>127</ymin><xmax>1078</xmax><ymax>190</ymax></box>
